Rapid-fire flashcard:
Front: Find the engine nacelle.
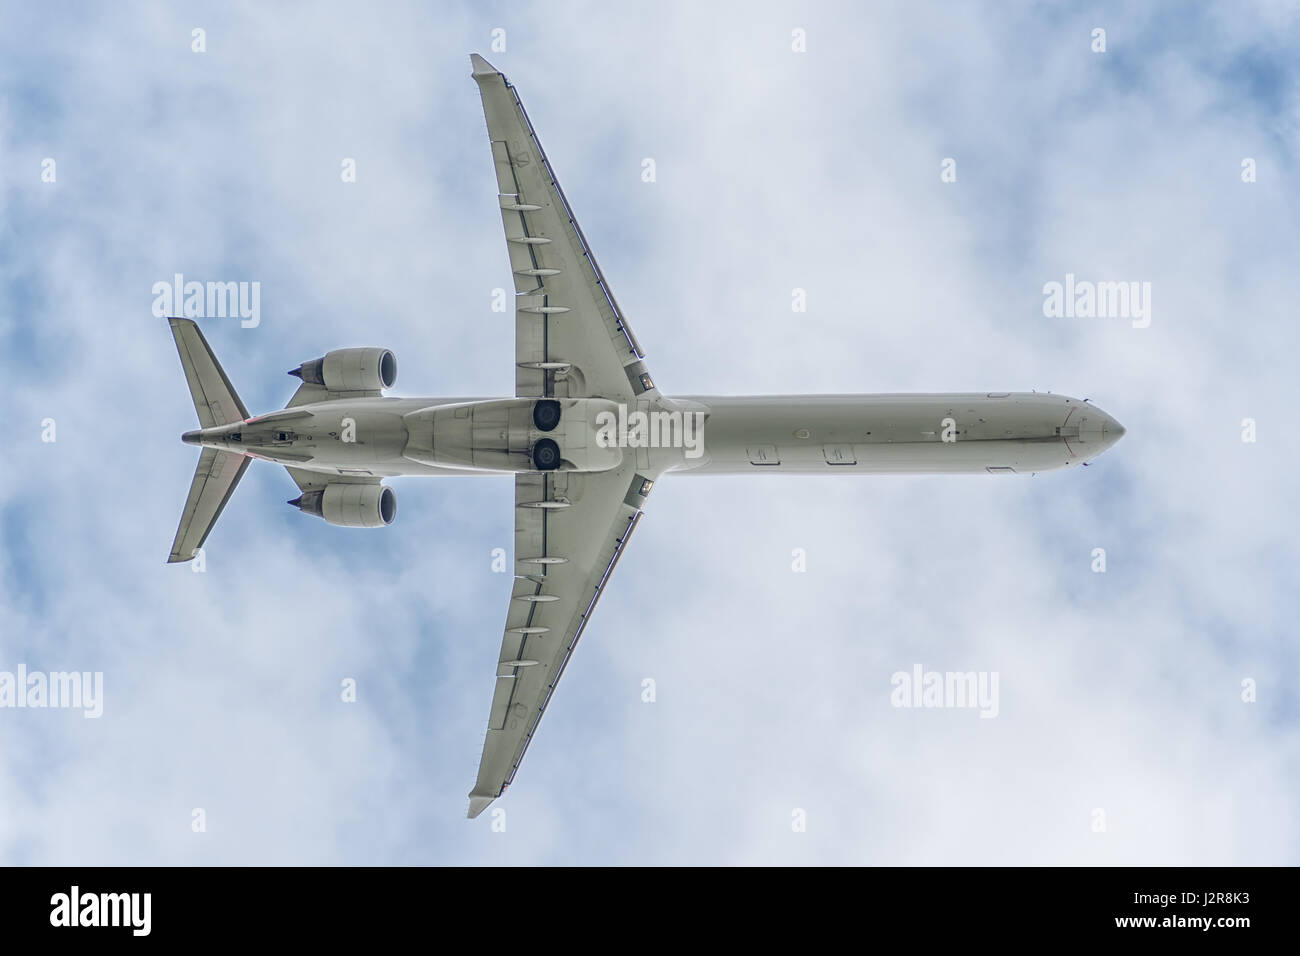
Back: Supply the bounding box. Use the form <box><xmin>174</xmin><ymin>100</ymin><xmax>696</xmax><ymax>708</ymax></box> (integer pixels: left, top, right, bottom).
<box><xmin>290</xmin><ymin>483</ymin><xmax>396</xmax><ymax>527</ymax></box>
<box><xmin>291</xmin><ymin>348</ymin><xmax>396</xmax><ymax>392</ymax></box>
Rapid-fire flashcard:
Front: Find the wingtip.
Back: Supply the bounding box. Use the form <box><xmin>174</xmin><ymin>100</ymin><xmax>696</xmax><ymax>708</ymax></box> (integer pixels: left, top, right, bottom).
<box><xmin>467</xmin><ymin>793</ymin><xmax>496</xmax><ymax>819</ymax></box>
<box><xmin>469</xmin><ymin>53</ymin><xmax>499</xmax><ymax>78</ymax></box>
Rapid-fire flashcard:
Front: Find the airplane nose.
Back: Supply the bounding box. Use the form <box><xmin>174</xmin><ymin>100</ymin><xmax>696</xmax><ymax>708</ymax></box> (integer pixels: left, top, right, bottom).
<box><xmin>182</xmin><ymin>430</ymin><xmax>202</xmax><ymax>445</ymax></box>
<box><xmin>1077</xmin><ymin>406</ymin><xmax>1125</xmax><ymax>459</ymax></box>
<box><xmin>1097</xmin><ymin>416</ymin><xmax>1126</xmax><ymax>454</ymax></box>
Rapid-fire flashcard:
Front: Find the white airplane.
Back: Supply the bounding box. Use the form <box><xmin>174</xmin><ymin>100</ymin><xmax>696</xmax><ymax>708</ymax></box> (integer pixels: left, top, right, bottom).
<box><xmin>167</xmin><ymin>54</ymin><xmax>1125</xmax><ymax>819</ymax></box>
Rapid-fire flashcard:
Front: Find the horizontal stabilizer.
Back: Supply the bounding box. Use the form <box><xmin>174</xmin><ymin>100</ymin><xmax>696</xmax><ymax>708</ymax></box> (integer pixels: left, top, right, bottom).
<box><xmin>167</xmin><ymin>448</ymin><xmax>250</xmax><ymax>563</ymax></box>
<box><xmin>169</xmin><ymin>317</ymin><xmax>249</xmax><ymax>427</ymax></box>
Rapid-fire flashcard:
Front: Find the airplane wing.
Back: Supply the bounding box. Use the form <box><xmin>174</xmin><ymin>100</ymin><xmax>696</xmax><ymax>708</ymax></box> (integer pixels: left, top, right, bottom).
<box><xmin>167</xmin><ymin>447</ymin><xmax>251</xmax><ymax>563</ymax></box>
<box><xmin>467</xmin><ymin>464</ymin><xmax>653</xmax><ymax>818</ymax></box>
<box><xmin>470</xmin><ymin>53</ymin><xmax>658</xmax><ymax>404</ymax></box>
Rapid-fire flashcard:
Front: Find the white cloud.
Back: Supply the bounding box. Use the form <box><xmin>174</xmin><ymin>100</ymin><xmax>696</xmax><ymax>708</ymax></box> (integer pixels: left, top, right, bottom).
<box><xmin>0</xmin><ymin>0</ymin><xmax>1296</xmax><ymax>863</ymax></box>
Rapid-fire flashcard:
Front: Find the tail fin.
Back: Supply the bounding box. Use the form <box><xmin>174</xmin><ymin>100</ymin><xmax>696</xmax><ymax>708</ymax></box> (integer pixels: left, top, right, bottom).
<box><xmin>167</xmin><ymin>318</ymin><xmax>251</xmax><ymax>563</ymax></box>
<box><xmin>167</xmin><ymin>448</ymin><xmax>251</xmax><ymax>563</ymax></box>
<box><xmin>168</xmin><ymin>317</ymin><xmax>249</xmax><ymax>426</ymax></box>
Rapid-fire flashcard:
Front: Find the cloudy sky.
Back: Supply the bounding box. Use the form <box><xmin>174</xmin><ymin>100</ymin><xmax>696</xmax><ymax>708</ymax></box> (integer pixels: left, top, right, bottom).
<box><xmin>1</xmin><ymin>0</ymin><xmax>1296</xmax><ymax>864</ymax></box>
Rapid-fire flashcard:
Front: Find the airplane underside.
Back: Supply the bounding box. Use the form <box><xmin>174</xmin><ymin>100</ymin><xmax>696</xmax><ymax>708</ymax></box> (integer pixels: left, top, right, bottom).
<box><xmin>165</xmin><ymin>53</ymin><xmax>1125</xmax><ymax>819</ymax></box>
<box><xmin>181</xmin><ymin>390</ymin><xmax>1124</xmax><ymax>480</ymax></box>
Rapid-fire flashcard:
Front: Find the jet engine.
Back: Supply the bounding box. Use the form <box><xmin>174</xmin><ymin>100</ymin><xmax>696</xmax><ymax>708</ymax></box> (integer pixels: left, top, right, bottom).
<box><xmin>289</xmin><ymin>483</ymin><xmax>397</xmax><ymax>527</ymax></box>
<box><xmin>290</xmin><ymin>348</ymin><xmax>397</xmax><ymax>392</ymax></box>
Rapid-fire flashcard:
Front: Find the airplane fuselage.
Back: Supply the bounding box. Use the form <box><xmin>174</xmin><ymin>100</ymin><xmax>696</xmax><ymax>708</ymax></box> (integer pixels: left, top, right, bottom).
<box><xmin>182</xmin><ymin>391</ymin><xmax>1125</xmax><ymax>479</ymax></box>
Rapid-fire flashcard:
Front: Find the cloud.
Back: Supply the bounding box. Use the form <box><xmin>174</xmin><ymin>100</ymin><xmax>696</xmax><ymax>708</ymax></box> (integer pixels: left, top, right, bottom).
<box><xmin>0</xmin><ymin>0</ymin><xmax>1296</xmax><ymax>863</ymax></box>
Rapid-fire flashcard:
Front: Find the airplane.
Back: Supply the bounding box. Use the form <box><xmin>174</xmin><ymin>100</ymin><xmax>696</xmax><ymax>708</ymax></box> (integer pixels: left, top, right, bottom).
<box><xmin>166</xmin><ymin>53</ymin><xmax>1125</xmax><ymax>819</ymax></box>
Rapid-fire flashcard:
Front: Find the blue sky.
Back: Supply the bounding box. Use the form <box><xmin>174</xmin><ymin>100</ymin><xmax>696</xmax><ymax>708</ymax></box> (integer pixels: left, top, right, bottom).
<box><xmin>1</xmin><ymin>0</ymin><xmax>1297</xmax><ymax>863</ymax></box>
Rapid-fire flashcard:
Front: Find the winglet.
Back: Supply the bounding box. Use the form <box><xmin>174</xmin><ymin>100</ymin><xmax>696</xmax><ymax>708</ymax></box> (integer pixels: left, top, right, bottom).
<box><xmin>469</xmin><ymin>53</ymin><xmax>499</xmax><ymax>79</ymax></box>
<box><xmin>467</xmin><ymin>792</ymin><xmax>496</xmax><ymax>819</ymax></box>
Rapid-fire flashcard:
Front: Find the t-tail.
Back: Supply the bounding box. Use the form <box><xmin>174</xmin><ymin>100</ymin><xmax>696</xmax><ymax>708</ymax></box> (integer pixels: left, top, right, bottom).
<box><xmin>166</xmin><ymin>318</ymin><xmax>251</xmax><ymax>563</ymax></box>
